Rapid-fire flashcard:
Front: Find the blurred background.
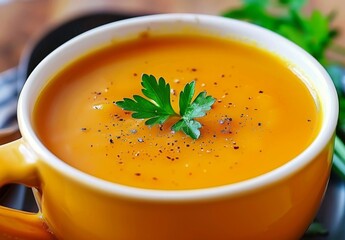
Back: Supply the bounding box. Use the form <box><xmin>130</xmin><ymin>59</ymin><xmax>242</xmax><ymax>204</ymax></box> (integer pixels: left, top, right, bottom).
<box><xmin>0</xmin><ymin>0</ymin><xmax>344</xmax><ymax>76</ymax></box>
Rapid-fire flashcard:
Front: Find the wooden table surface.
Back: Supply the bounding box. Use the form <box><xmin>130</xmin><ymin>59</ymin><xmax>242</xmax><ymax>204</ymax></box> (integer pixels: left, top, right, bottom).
<box><xmin>0</xmin><ymin>0</ymin><xmax>344</xmax><ymax>143</ymax></box>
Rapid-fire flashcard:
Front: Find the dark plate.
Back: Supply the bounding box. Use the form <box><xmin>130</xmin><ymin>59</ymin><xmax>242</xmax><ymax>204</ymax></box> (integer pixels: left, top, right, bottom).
<box><xmin>0</xmin><ymin>12</ymin><xmax>345</xmax><ymax>240</ymax></box>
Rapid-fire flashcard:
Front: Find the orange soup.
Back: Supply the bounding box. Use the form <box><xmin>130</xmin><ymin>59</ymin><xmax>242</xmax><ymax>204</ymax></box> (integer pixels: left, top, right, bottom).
<box><xmin>34</xmin><ymin>34</ymin><xmax>320</xmax><ymax>190</ymax></box>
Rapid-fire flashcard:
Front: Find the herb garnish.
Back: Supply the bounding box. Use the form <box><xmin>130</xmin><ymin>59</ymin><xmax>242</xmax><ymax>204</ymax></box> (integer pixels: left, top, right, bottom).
<box><xmin>222</xmin><ymin>0</ymin><xmax>338</xmax><ymax>65</ymax></box>
<box><xmin>115</xmin><ymin>74</ymin><xmax>215</xmax><ymax>139</ymax></box>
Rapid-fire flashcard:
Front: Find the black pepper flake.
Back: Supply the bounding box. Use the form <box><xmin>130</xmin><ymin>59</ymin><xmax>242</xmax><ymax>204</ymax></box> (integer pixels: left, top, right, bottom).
<box><xmin>109</xmin><ymin>139</ymin><xmax>114</xmax><ymax>144</ymax></box>
<box><xmin>191</xmin><ymin>68</ymin><xmax>197</xmax><ymax>72</ymax></box>
<box><xmin>135</xmin><ymin>173</ymin><xmax>141</xmax><ymax>176</ymax></box>
<box><xmin>152</xmin><ymin>177</ymin><xmax>158</xmax><ymax>181</ymax></box>
<box><xmin>221</xmin><ymin>129</ymin><xmax>232</xmax><ymax>134</ymax></box>
<box><xmin>307</xmin><ymin>119</ymin><xmax>312</xmax><ymax>122</ymax></box>
<box><xmin>258</xmin><ymin>122</ymin><xmax>262</xmax><ymax>126</ymax></box>
<box><xmin>259</xmin><ymin>90</ymin><xmax>264</xmax><ymax>93</ymax></box>
<box><xmin>233</xmin><ymin>146</ymin><xmax>240</xmax><ymax>150</ymax></box>
<box><xmin>81</xmin><ymin>127</ymin><xmax>87</xmax><ymax>132</ymax></box>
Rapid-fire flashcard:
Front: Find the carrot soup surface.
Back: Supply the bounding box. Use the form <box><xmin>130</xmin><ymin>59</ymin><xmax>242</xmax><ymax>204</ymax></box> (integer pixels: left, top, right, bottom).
<box><xmin>34</xmin><ymin>34</ymin><xmax>320</xmax><ymax>190</ymax></box>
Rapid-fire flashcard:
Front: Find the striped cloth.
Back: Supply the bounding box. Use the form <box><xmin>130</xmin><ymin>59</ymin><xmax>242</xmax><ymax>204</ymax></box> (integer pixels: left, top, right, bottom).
<box><xmin>0</xmin><ymin>68</ymin><xmax>18</xmax><ymax>136</ymax></box>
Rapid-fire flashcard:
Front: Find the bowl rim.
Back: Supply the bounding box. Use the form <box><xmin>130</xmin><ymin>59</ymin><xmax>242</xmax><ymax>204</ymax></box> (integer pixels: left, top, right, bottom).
<box><xmin>17</xmin><ymin>13</ymin><xmax>339</xmax><ymax>201</ymax></box>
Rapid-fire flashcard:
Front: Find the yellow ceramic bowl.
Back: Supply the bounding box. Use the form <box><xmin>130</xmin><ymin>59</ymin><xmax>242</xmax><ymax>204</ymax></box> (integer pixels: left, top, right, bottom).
<box><xmin>0</xmin><ymin>14</ymin><xmax>338</xmax><ymax>240</ymax></box>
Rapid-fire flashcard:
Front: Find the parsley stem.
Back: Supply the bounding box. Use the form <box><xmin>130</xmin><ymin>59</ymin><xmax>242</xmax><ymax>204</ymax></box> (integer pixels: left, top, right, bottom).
<box><xmin>333</xmin><ymin>136</ymin><xmax>345</xmax><ymax>180</ymax></box>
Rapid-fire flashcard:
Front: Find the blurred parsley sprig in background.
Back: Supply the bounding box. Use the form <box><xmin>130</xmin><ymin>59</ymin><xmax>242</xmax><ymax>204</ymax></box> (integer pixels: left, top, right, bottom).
<box><xmin>222</xmin><ymin>0</ymin><xmax>338</xmax><ymax>64</ymax></box>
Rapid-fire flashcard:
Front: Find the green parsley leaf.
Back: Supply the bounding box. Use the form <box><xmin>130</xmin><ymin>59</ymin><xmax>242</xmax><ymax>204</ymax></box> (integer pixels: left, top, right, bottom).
<box><xmin>116</xmin><ymin>74</ymin><xmax>177</xmax><ymax>126</ymax></box>
<box><xmin>141</xmin><ymin>74</ymin><xmax>175</xmax><ymax>116</ymax></box>
<box><xmin>183</xmin><ymin>91</ymin><xmax>216</xmax><ymax>119</ymax></box>
<box><xmin>179</xmin><ymin>81</ymin><xmax>195</xmax><ymax>116</ymax></box>
<box><xmin>172</xmin><ymin>87</ymin><xmax>216</xmax><ymax>139</ymax></box>
<box><xmin>278</xmin><ymin>0</ymin><xmax>307</xmax><ymax>10</ymax></box>
<box><xmin>171</xmin><ymin>119</ymin><xmax>202</xmax><ymax>140</ymax></box>
<box><xmin>222</xmin><ymin>0</ymin><xmax>338</xmax><ymax>64</ymax></box>
<box><xmin>115</xmin><ymin>74</ymin><xmax>215</xmax><ymax>139</ymax></box>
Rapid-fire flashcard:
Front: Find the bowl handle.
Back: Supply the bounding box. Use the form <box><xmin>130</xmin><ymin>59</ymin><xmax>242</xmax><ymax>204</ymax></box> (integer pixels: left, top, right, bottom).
<box><xmin>0</xmin><ymin>139</ymin><xmax>53</xmax><ymax>239</ymax></box>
